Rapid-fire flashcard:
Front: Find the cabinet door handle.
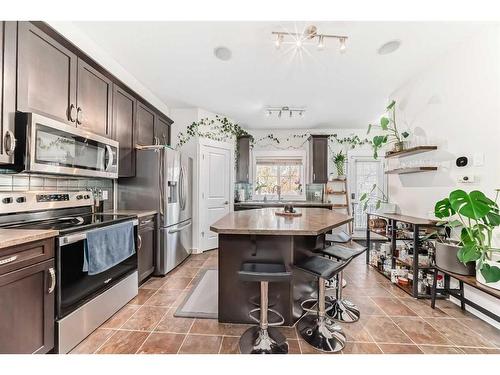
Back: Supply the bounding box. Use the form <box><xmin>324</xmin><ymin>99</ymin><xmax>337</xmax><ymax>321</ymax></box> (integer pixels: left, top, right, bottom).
<box><xmin>0</xmin><ymin>255</ymin><xmax>18</xmax><ymax>265</ymax></box>
<box><xmin>76</xmin><ymin>107</ymin><xmax>83</xmax><ymax>125</ymax></box>
<box><xmin>137</xmin><ymin>234</ymin><xmax>142</xmax><ymax>250</ymax></box>
<box><xmin>140</xmin><ymin>219</ymin><xmax>153</xmax><ymax>225</ymax></box>
<box><xmin>68</xmin><ymin>104</ymin><xmax>76</xmax><ymax>122</ymax></box>
<box><xmin>4</xmin><ymin>130</ymin><xmax>16</xmax><ymax>156</ymax></box>
<box><xmin>313</xmin><ymin>173</ymin><xmax>316</xmax><ymax>181</ymax></box>
<box><xmin>48</xmin><ymin>267</ymin><xmax>56</xmax><ymax>294</ymax></box>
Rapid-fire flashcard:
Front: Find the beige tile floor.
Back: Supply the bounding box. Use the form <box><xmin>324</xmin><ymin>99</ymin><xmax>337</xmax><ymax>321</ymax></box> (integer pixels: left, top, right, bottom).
<box><xmin>71</xmin><ymin>249</ymin><xmax>500</xmax><ymax>354</ymax></box>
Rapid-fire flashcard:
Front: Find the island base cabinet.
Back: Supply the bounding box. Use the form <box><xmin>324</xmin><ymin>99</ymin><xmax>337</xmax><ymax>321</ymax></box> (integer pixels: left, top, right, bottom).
<box><xmin>0</xmin><ymin>259</ymin><xmax>55</xmax><ymax>354</ymax></box>
<box><xmin>217</xmin><ymin>234</ymin><xmax>319</xmax><ymax>325</ymax></box>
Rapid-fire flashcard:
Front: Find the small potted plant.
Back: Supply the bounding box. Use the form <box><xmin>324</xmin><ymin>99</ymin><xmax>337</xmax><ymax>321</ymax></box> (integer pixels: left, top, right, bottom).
<box><xmin>367</xmin><ymin>100</ymin><xmax>410</xmax><ymax>158</ymax></box>
<box><xmin>332</xmin><ymin>151</ymin><xmax>346</xmax><ymax>179</ymax></box>
<box><xmin>359</xmin><ymin>183</ymin><xmax>397</xmax><ymax>214</ymax></box>
<box><xmin>434</xmin><ymin>189</ymin><xmax>500</xmax><ymax>288</ymax></box>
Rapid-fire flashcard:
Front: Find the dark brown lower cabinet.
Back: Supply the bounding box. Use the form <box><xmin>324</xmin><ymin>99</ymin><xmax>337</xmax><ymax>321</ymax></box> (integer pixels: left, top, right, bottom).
<box><xmin>0</xmin><ymin>258</ymin><xmax>55</xmax><ymax>354</ymax></box>
<box><xmin>137</xmin><ymin>215</ymin><xmax>156</xmax><ymax>284</ymax></box>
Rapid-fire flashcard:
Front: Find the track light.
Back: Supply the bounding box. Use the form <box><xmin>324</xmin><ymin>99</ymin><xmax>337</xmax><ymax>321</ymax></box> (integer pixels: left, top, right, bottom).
<box><xmin>339</xmin><ymin>37</ymin><xmax>347</xmax><ymax>54</ymax></box>
<box><xmin>264</xmin><ymin>107</ymin><xmax>306</xmax><ymax>119</ymax></box>
<box><xmin>275</xmin><ymin>34</ymin><xmax>283</xmax><ymax>49</ymax></box>
<box><xmin>317</xmin><ymin>36</ymin><xmax>325</xmax><ymax>50</ymax></box>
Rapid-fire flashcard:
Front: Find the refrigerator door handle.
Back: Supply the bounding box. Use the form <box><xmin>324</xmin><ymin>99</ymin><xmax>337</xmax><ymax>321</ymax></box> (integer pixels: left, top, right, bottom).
<box><xmin>168</xmin><ymin>220</ymin><xmax>192</xmax><ymax>234</ymax></box>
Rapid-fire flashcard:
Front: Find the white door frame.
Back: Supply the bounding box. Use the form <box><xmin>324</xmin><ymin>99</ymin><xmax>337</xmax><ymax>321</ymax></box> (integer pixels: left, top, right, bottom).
<box><xmin>348</xmin><ymin>152</ymin><xmax>387</xmax><ymax>231</ymax></box>
<box><xmin>197</xmin><ymin>138</ymin><xmax>234</xmax><ymax>252</ymax></box>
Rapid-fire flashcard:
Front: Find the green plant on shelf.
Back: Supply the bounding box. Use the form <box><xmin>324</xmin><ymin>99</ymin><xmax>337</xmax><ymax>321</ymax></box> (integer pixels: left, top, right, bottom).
<box><xmin>331</xmin><ymin>150</ymin><xmax>346</xmax><ymax>177</ymax></box>
<box><xmin>366</xmin><ymin>100</ymin><xmax>410</xmax><ymax>159</ymax></box>
<box><xmin>434</xmin><ymin>189</ymin><xmax>500</xmax><ymax>283</ymax></box>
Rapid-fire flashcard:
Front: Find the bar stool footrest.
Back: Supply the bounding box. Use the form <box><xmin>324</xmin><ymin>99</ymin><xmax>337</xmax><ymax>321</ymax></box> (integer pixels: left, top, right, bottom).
<box><xmin>248</xmin><ymin>307</ymin><xmax>285</xmax><ymax>327</ymax></box>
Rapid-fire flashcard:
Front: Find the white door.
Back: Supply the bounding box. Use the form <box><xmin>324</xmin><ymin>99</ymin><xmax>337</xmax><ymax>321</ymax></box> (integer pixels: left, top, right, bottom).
<box><xmin>200</xmin><ymin>144</ymin><xmax>231</xmax><ymax>251</ymax></box>
<box><xmin>348</xmin><ymin>155</ymin><xmax>386</xmax><ymax>231</ymax></box>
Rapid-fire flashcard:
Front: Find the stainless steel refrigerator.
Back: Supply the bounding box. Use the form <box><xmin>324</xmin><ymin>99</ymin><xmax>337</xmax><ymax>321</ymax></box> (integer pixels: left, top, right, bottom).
<box><xmin>118</xmin><ymin>146</ymin><xmax>192</xmax><ymax>275</ymax></box>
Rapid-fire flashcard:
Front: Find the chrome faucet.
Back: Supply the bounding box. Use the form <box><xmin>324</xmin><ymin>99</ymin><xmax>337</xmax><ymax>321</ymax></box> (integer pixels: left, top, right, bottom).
<box><xmin>273</xmin><ymin>185</ymin><xmax>282</xmax><ymax>201</ymax></box>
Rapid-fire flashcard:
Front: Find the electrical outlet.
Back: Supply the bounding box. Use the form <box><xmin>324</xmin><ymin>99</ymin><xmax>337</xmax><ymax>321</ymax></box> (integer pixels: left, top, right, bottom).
<box><xmin>102</xmin><ymin>190</ymin><xmax>109</xmax><ymax>200</ymax></box>
<box><xmin>473</xmin><ymin>153</ymin><xmax>485</xmax><ymax>167</ymax></box>
<box><xmin>458</xmin><ymin>175</ymin><xmax>475</xmax><ymax>183</ymax></box>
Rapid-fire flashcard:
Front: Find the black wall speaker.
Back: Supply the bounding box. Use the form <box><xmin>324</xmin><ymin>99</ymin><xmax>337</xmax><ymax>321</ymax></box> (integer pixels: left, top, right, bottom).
<box><xmin>456</xmin><ymin>156</ymin><xmax>468</xmax><ymax>167</ymax></box>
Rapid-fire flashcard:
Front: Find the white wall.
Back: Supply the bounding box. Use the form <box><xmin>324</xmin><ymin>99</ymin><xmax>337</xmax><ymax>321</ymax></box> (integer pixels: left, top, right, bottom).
<box><xmin>169</xmin><ymin>108</ymin><xmax>236</xmax><ymax>253</ymax></box>
<box><xmin>388</xmin><ymin>25</ymin><xmax>500</xmax><ymax>327</ymax></box>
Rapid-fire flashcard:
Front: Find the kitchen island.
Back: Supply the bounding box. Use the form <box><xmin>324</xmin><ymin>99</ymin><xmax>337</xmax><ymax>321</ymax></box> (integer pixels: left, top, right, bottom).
<box><xmin>210</xmin><ymin>207</ymin><xmax>352</xmax><ymax>325</ymax></box>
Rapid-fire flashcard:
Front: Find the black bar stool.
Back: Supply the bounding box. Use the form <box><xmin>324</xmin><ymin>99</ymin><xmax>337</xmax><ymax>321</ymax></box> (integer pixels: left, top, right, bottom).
<box><xmin>238</xmin><ymin>262</ymin><xmax>291</xmax><ymax>354</ymax></box>
<box><xmin>320</xmin><ymin>240</ymin><xmax>367</xmax><ymax>323</ymax></box>
<box><xmin>295</xmin><ymin>255</ymin><xmax>347</xmax><ymax>353</ymax></box>
<box><xmin>325</xmin><ymin>230</ymin><xmax>352</xmax><ymax>244</ymax></box>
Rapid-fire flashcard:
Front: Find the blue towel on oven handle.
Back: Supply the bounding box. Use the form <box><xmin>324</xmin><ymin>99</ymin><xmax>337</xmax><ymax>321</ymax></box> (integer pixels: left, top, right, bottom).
<box><xmin>83</xmin><ymin>221</ymin><xmax>136</xmax><ymax>275</ymax></box>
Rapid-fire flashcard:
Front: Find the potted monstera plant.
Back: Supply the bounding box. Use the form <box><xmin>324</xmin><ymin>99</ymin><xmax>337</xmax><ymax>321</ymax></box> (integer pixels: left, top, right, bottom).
<box><xmin>434</xmin><ymin>189</ymin><xmax>500</xmax><ymax>288</ymax></box>
<box><xmin>367</xmin><ymin>100</ymin><xmax>410</xmax><ymax>159</ymax></box>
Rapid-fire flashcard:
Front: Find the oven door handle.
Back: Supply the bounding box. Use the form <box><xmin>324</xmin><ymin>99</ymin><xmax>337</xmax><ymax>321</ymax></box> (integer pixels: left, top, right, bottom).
<box><xmin>58</xmin><ymin>219</ymin><xmax>139</xmax><ymax>246</ymax></box>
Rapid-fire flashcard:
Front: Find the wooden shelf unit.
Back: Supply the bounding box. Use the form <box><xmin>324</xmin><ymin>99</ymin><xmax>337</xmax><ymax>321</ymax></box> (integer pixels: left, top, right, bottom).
<box><xmin>385</xmin><ymin>167</ymin><xmax>438</xmax><ymax>175</ymax></box>
<box><xmin>366</xmin><ymin>212</ymin><xmax>444</xmax><ymax>299</ymax></box>
<box><xmin>385</xmin><ymin>146</ymin><xmax>438</xmax><ymax>158</ymax></box>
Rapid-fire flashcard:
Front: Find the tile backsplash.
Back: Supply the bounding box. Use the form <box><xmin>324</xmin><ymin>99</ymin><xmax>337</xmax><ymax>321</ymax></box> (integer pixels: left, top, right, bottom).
<box><xmin>0</xmin><ymin>173</ymin><xmax>114</xmax><ymax>210</ymax></box>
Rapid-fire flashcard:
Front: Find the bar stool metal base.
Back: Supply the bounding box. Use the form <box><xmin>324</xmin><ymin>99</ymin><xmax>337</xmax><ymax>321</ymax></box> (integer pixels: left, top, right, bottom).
<box><xmin>326</xmin><ymin>297</ymin><xmax>361</xmax><ymax>323</ymax></box>
<box><xmin>297</xmin><ymin>315</ymin><xmax>346</xmax><ymax>353</ymax></box>
<box><xmin>239</xmin><ymin>326</ymin><xmax>288</xmax><ymax>354</ymax></box>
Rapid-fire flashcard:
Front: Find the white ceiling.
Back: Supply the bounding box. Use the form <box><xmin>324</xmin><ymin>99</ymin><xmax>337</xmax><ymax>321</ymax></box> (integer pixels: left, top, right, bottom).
<box><xmin>71</xmin><ymin>21</ymin><xmax>486</xmax><ymax>129</ymax></box>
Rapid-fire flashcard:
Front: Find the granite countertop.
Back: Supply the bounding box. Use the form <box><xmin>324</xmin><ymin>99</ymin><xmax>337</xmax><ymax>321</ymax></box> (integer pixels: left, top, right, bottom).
<box><xmin>235</xmin><ymin>201</ymin><xmax>333</xmax><ymax>207</ymax></box>
<box><xmin>0</xmin><ymin>229</ymin><xmax>59</xmax><ymax>250</ymax></box>
<box><xmin>105</xmin><ymin>209</ymin><xmax>158</xmax><ymax>219</ymax></box>
<box><xmin>211</xmin><ymin>207</ymin><xmax>352</xmax><ymax>235</ymax></box>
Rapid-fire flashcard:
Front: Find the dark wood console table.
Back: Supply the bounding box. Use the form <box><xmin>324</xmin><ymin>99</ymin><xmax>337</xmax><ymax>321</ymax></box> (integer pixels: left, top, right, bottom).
<box><xmin>431</xmin><ymin>266</ymin><xmax>500</xmax><ymax>323</ymax></box>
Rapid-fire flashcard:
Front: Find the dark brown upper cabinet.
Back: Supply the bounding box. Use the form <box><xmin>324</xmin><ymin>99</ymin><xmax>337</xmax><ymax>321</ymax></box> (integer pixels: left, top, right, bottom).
<box><xmin>136</xmin><ymin>102</ymin><xmax>155</xmax><ymax>146</ymax></box>
<box><xmin>154</xmin><ymin>115</ymin><xmax>172</xmax><ymax>146</ymax></box>
<box><xmin>0</xmin><ymin>22</ymin><xmax>17</xmax><ymax>165</ymax></box>
<box><xmin>76</xmin><ymin>59</ymin><xmax>113</xmax><ymax>137</ymax></box>
<box><xmin>310</xmin><ymin>135</ymin><xmax>329</xmax><ymax>183</ymax></box>
<box><xmin>17</xmin><ymin>22</ymin><xmax>78</xmax><ymax>125</ymax></box>
<box><xmin>236</xmin><ymin>136</ymin><xmax>251</xmax><ymax>183</ymax></box>
<box><xmin>112</xmin><ymin>85</ymin><xmax>136</xmax><ymax>178</ymax></box>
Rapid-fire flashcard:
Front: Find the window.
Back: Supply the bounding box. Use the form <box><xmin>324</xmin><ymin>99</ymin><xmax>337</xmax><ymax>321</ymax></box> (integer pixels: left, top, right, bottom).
<box><xmin>253</xmin><ymin>152</ymin><xmax>305</xmax><ymax>200</ymax></box>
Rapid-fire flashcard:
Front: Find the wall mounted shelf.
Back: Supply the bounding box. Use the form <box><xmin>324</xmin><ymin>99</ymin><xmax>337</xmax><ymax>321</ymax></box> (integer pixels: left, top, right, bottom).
<box><xmin>385</xmin><ymin>146</ymin><xmax>438</xmax><ymax>158</ymax></box>
<box><xmin>385</xmin><ymin>167</ymin><xmax>438</xmax><ymax>175</ymax></box>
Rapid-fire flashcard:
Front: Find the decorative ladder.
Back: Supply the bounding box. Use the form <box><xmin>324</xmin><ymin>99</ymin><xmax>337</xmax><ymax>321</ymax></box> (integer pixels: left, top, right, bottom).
<box><xmin>326</xmin><ymin>178</ymin><xmax>353</xmax><ymax>234</ymax></box>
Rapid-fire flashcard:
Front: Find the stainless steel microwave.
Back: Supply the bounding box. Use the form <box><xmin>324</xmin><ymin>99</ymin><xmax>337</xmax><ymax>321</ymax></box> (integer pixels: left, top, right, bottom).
<box><xmin>14</xmin><ymin>112</ymin><xmax>119</xmax><ymax>179</ymax></box>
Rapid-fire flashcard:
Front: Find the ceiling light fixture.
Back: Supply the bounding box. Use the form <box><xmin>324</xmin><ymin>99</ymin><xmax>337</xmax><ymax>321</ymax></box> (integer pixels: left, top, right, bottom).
<box><xmin>275</xmin><ymin>34</ymin><xmax>283</xmax><ymax>49</ymax></box>
<box><xmin>272</xmin><ymin>25</ymin><xmax>348</xmax><ymax>53</ymax></box>
<box><xmin>377</xmin><ymin>40</ymin><xmax>401</xmax><ymax>55</ymax></box>
<box><xmin>317</xmin><ymin>35</ymin><xmax>325</xmax><ymax>50</ymax></box>
<box><xmin>264</xmin><ymin>106</ymin><xmax>306</xmax><ymax>119</ymax></box>
<box><xmin>339</xmin><ymin>37</ymin><xmax>347</xmax><ymax>54</ymax></box>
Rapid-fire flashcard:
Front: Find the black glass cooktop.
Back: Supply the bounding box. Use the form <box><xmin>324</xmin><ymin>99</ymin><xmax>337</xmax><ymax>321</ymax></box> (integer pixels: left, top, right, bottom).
<box><xmin>5</xmin><ymin>213</ymin><xmax>136</xmax><ymax>234</ymax></box>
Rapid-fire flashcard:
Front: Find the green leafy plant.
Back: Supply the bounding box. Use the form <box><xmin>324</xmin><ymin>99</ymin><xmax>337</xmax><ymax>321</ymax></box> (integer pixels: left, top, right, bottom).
<box><xmin>359</xmin><ymin>184</ymin><xmax>389</xmax><ymax>211</ymax></box>
<box><xmin>332</xmin><ymin>151</ymin><xmax>346</xmax><ymax>176</ymax></box>
<box><xmin>367</xmin><ymin>100</ymin><xmax>409</xmax><ymax>159</ymax></box>
<box><xmin>434</xmin><ymin>189</ymin><xmax>500</xmax><ymax>283</ymax></box>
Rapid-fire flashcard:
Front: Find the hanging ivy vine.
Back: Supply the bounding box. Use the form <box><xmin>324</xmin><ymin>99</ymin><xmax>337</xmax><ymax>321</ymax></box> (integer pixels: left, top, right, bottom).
<box><xmin>176</xmin><ymin>115</ymin><xmax>253</xmax><ymax>148</ymax></box>
<box><xmin>176</xmin><ymin>116</ymin><xmax>371</xmax><ymax>166</ymax></box>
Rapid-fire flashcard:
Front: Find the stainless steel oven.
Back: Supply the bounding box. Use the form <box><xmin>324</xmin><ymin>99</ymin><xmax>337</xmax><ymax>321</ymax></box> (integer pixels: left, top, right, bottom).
<box><xmin>56</xmin><ymin>219</ymin><xmax>138</xmax><ymax>353</ymax></box>
<box><xmin>14</xmin><ymin>112</ymin><xmax>118</xmax><ymax>179</ymax></box>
